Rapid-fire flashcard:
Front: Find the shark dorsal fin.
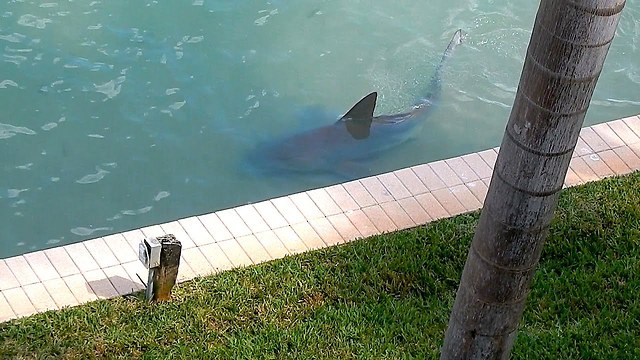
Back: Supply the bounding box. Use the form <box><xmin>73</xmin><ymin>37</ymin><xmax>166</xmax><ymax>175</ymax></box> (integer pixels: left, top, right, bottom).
<box><xmin>340</xmin><ymin>92</ymin><xmax>377</xmax><ymax>140</ymax></box>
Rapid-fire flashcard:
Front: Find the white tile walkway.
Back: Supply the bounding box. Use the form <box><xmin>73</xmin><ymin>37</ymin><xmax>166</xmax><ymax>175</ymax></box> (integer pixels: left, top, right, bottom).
<box><xmin>1</xmin><ymin>114</ymin><xmax>640</xmax><ymax>323</ymax></box>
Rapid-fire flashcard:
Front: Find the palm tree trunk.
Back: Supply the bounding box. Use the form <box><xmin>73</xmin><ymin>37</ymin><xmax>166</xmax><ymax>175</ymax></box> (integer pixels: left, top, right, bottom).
<box><xmin>440</xmin><ymin>0</ymin><xmax>626</xmax><ymax>358</ymax></box>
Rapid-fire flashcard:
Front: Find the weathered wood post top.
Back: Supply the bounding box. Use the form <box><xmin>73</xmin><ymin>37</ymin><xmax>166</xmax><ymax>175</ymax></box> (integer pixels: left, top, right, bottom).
<box><xmin>138</xmin><ymin>234</ymin><xmax>182</xmax><ymax>302</ymax></box>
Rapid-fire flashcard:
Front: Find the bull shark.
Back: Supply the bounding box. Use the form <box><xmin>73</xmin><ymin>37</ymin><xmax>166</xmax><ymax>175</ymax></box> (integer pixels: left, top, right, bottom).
<box><xmin>246</xmin><ymin>29</ymin><xmax>465</xmax><ymax>179</ymax></box>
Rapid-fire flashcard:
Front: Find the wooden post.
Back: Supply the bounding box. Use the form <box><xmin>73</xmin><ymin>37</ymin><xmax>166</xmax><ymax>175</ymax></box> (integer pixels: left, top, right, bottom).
<box><xmin>145</xmin><ymin>234</ymin><xmax>181</xmax><ymax>302</ymax></box>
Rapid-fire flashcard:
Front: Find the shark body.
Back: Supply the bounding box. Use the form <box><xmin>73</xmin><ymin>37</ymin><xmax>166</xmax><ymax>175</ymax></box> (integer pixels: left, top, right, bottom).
<box><xmin>246</xmin><ymin>29</ymin><xmax>464</xmax><ymax>179</ymax></box>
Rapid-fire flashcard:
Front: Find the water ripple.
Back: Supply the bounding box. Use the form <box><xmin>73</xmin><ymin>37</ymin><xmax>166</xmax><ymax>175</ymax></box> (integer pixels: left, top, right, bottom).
<box><xmin>255</xmin><ymin>9</ymin><xmax>278</xmax><ymax>26</ymax></box>
<box><xmin>121</xmin><ymin>206</ymin><xmax>153</xmax><ymax>216</ymax></box>
<box><xmin>15</xmin><ymin>163</ymin><xmax>33</xmax><ymax>170</ymax></box>
<box><xmin>0</xmin><ymin>123</ymin><xmax>36</xmax><ymax>139</ymax></box>
<box><xmin>0</xmin><ymin>79</ymin><xmax>18</xmax><ymax>88</ymax></box>
<box><xmin>94</xmin><ymin>76</ymin><xmax>126</xmax><ymax>100</ymax></box>
<box><xmin>41</xmin><ymin>122</ymin><xmax>58</xmax><ymax>130</ymax></box>
<box><xmin>476</xmin><ymin>95</ymin><xmax>511</xmax><ymax>109</ymax></box>
<box><xmin>3</xmin><ymin>54</ymin><xmax>28</xmax><ymax>66</ymax></box>
<box><xmin>70</xmin><ymin>226</ymin><xmax>112</xmax><ymax>236</ymax></box>
<box><xmin>154</xmin><ymin>191</ymin><xmax>170</xmax><ymax>201</ymax></box>
<box><xmin>7</xmin><ymin>188</ymin><xmax>29</xmax><ymax>198</ymax></box>
<box><xmin>17</xmin><ymin>14</ymin><xmax>52</xmax><ymax>29</ymax></box>
<box><xmin>75</xmin><ymin>166</ymin><xmax>109</xmax><ymax>184</ymax></box>
<box><xmin>0</xmin><ymin>33</ymin><xmax>27</xmax><ymax>43</ymax></box>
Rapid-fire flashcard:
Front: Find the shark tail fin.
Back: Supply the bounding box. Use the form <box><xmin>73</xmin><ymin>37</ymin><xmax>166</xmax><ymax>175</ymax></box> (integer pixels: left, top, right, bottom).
<box><xmin>419</xmin><ymin>29</ymin><xmax>465</xmax><ymax>103</ymax></box>
<box><xmin>340</xmin><ymin>92</ymin><xmax>377</xmax><ymax>140</ymax></box>
<box><xmin>443</xmin><ymin>29</ymin><xmax>465</xmax><ymax>59</ymax></box>
<box><xmin>434</xmin><ymin>29</ymin><xmax>466</xmax><ymax>79</ymax></box>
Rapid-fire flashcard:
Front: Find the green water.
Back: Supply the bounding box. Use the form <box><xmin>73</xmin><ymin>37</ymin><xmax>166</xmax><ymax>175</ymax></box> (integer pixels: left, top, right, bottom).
<box><xmin>1</xmin><ymin>1</ymin><xmax>639</xmax><ymax>257</ymax></box>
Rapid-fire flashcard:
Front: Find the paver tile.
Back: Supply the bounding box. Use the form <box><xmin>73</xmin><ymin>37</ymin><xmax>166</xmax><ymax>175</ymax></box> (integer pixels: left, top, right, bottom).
<box><xmin>380</xmin><ymin>201</ymin><xmax>416</xmax><ymax>230</ymax></box>
<box><xmin>63</xmin><ymin>273</ymin><xmax>98</xmax><ymax>304</ymax></box>
<box><xmin>102</xmin><ymin>265</ymin><xmax>139</xmax><ymax>296</ymax></box>
<box><xmin>139</xmin><ymin>224</ymin><xmax>165</xmax><ymax>238</ymax></box>
<box><xmin>461</xmin><ymin>153</ymin><xmax>494</xmax><ymax>179</ymax></box>
<box><xmin>120</xmin><ymin>261</ymin><xmax>147</xmax><ymax>291</ymax></box>
<box><xmin>159</xmin><ymin>221</ymin><xmax>196</xmax><ymax>249</ymax></box>
<box><xmin>412</xmin><ymin>163</ymin><xmax>447</xmax><ymax>191</ymax></box>
<box><xmin>84</xmin><ymin>269</ymin><xmax>119</xmax><ymax>299</ymax></box>
<box><xmin>580</xmin><ymin>127</ymin><xmax>610</xmax><ymax>152</ymax></box>
<box><xmin>42</xmin><ymin>278</ymin><xmax>78</xmax><ymax>308</ymax></box>
<box><xmin>597</xmin><ymin>149</ymin><xmax>631</xmax><ymax>175</ymax></box>
<box><xmin>398</xmin><ymin>197</ymin><xmax>432</xmax><ymax>225</ymax></box>
<box><xmin>83</xmin><ymin>238</ymin><xmax>120</xmax><ymax>268</ymax></box>
<box><xmin>466</xmin><ymin>180</ymin><xmax>489</xmax><ymax>204</ymax></box>
<box><xmin>0</xmin><ymin>259</ymin><xmax>20</xmax><ymax>290</ymax></box>
<box><xmin>415</xmin><ymin>193</ymin><xmax>449</xmax><ymax>220</ymax></box>
<box><xmin>450</xmin><ymin>184</ymin><xmax>482</xmax><ymax>212</ymax></box>
<box><xmin>23</xmin><ymin>251</ymin><xmax>59</xmax><ymax>282</ymax></box>
<box><xmin>573</xmin><ymin>137</ymin><xmax>594</xmax><ymax>158</ymax></box>
<box><xmin>394</xmin><ymin>168</ymin><xmax>429</xmax><ymax>196</ymax></box>
<box><xmin>198</xmin><ymin>213</ymin><xmax>234</xmax><ymax>242</ymax></box>
<box><xmin>271</xmin><ymin>196</ymin><xmax>307</xmax><ymax>225</ymax></box>
<box><xmin>429</xmin><ymin>160</ymin><xmax>464</xmax><ymax>187</ymax></box>
<box><xmin>570</xmin><ymin>156</ymin><xmax>600</xmax><ymax>183</ymax></box>
<box><xmin>181</xmin><ymin>247</ymin><xmax>214</xmax><ymax>277</ymax></box>
<box><xmin>377</xmin><ymin>172</ymin><xmax>412</xmax><ymax>200</ymax></box>
<box><xmin>360</xmin><ymin>177</ymin><xmax>394</xmax><ymax>204</ymax></box>
<box><xmin>23</xmin><ymin>282</ymin><xmax>58</xmax><ymax>312</ymax></box>
<box><xmin>4</xmin><ymin>255</ymin><xmax>39</xmax><ymax>286</ymax></box>
<box><xmin>103</xmin><ymin>233</ymin><xmax>138</xmax><ymax>263</ymax></box>
<box><xmin>199</xmin><ymin>243</ymin><xmax>234</xmax><ymax>272</ymax></box>
<box><xmin>327</xmin><ymin>213</ymin><xmax>362</xmax><ymax>242</ymax></box>
<box><xmin>309</xmin><ymin>217</ymin><xmax>344</xmax><ymax>247</ymax></box>
<box><xmin>564</xmin><ymin>167</ymin><xmax>583</xmax><ymax>187</ymax></box>
<box><xmin>0</xmin><ymin>293</ymin><xmax>15</xmax><ymax>322</ymax></box>
<box><xmin>607</xmin><ymin>119</ymin><xmax>640</xmax><ymax>146</ymax></box>
<box><xmin>176</xmin><ymin>260</ymin><xmax>196</xmax><ymax>283</ymax></box>
<box><xmin>217</xmin><ymin>239</ymin><xmax>254</xmax><ymax>267</ymax></box>
<box><xmin>582</xmin><ymin>154</ymin><xmax>614</xmax><ymax>178</ymax></box>
<box><xmin>255</xmin><ymin>230</ymin><xmax>290</xmax><ymax>259</ymax></box>
<box><xmin>325</xmin><ymin>184</ymin><xmax>360</xmax><ymax>212</ymax></box>
<box><xmin>236</xmin><ymin>235</ymin><xmax>272</xmax><ymax>264</ymax></box>
<box><xmin>592</xmin><ymin>123</ymin><xmax>625</xmax><ymax>149</ymax></box>
<box><xmin>179</xmin><ymin>216</ymin><xmax>215</xmax><ymax>246</ymax></box>
<box><xmin>253</xmin><ymin>200</ymin><xmax>289</xmax><ymax>229</ymax></box>
<box><xmin>613</xmin><ymin>146</ymin><xmax>640</xmax><ymax>170</ymax></box>
<box><xmin>345</xmin><ymin>209</ymin><xmax>380</xmax><ymax>238</ymax></box>
<box><xmin>121</xmin><ymin>229</ymin><xmax>147</xmax><ymax>255</ymax></box>
<box><xmin>3</xmin><ymin>287</ymin><xmax>36</xmax><ymax>318</ymax></box>
<box><xmin>478</xmin><ymin>148</ymin><xmax>498</xmax><ymax>169</ymax></box>
<box><xmin>235</xmin><ymin>204</ymin><xmax>271</xmax><ymax>234</ymax></box>
<box><xmin>342</xmin><ymin>180</ymin><xmax>377</xmax><ymax>208</ymax></box>
<box><xmin>446</xmin><ymin>157</ymin><xmax>480</xmax><ymax>183</ymax></box>
<box><xmin>216</xmin><ymin>209</ymin><xmax>252</xmax><ymax>239</ymax></box>
<box><xmin>432</xmin><ymin>188</ymin><xmax>466</xmax><ymax>216</ymax></box>
<box><xmin>275</xmin><ymin>226</ymin><xmax>310</xmax><ymax>254</ymax></box>
<box><xmin>289</xmin><ymin>192</ymin><xmax>325</xmax><ymax>220</ymax></box>
<box><xmin>623</xmin><ymin>115</ymin><xmax>640</xmax><ymax>138</ymax></box>
<box><xmin>628</xmin><ymin>142</ymin><xmax>640</xmax><ymax>164</ymax></box>
<box><xmin>307</xmin><ymin>188</ymin><xmax>343</xmax><ymax>216</ymax></box>
<box><xmin>362</xmin><ymin>205</ymin><xmax>398</xmax><ymax>233</ymax></box>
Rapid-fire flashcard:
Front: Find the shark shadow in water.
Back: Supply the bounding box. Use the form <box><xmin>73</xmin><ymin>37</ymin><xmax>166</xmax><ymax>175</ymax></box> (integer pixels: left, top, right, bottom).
<box><xmin>245</xmin><ymin>29</ymin><xmax>465</xmax><ymax>180</ymax></box>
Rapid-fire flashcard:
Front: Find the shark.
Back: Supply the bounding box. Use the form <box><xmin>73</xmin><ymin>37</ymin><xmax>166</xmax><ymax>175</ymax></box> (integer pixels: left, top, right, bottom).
<box><xmin>246</xmin><ymin>29</ymin><xmax>465</xmax><ymax>180</ymax></box>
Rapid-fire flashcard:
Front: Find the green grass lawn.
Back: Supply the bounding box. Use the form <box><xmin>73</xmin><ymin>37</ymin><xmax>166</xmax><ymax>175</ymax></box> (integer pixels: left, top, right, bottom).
<box><xmin>1</xmin><ymin>172</ymin><xmax>640</xmax><ymax>359</ymax></box>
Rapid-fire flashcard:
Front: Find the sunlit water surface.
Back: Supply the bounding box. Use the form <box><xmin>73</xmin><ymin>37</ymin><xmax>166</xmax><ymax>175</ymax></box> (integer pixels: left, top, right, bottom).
<box><xmin>1</xmin><ymin>1</ymin><xmax>639</xmax><ymax>257</ymax></box>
